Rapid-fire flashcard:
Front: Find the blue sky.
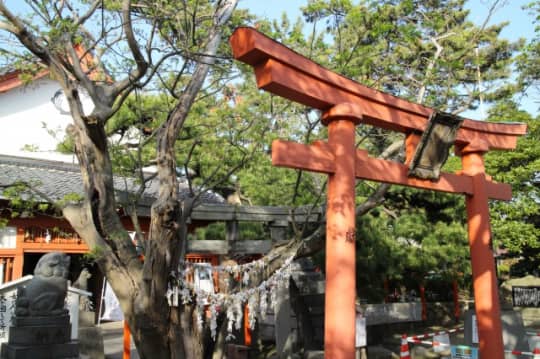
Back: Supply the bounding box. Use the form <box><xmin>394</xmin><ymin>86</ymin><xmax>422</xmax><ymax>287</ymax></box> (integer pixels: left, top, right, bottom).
<box><xmin>239</xmin><ymin>0</ymin><xmax>536</xmax><ymax>40</ymax></box>
<box><xmin>238</xmin><ymin>0</ymin><xmax>538</xmax><ymax>117</ymax></box>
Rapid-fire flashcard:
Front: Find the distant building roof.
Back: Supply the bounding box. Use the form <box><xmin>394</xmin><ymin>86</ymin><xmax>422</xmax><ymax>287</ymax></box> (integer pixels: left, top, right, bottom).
<box><xmin>0</xmin><ymin>67</ymin><xmax>16</xmax><ymax>77</ymax></box>
<box><xmin>1</xmin><ymin>44</ymin><xmax>108</xmax><ymax>95</ymax></box>
<box><xmin>0</xmin><ymin>154</ymin><xmax>224</xmax><ymax>215</ymax></box>
<box><xmin>0</xmin><ymin>68</ymin><xmax>50</xmax><ymax>93</ymax></box>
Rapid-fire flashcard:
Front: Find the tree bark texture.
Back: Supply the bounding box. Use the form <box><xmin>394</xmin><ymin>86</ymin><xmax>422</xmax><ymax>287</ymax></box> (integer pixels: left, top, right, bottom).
<box><xmin>0</xmin><ymin>0</ymin><xmax>404</xmax><ymax>357</ymax></box>
<box><xmin>0</xmin><ymin>1</ymin><xmax>238</xmax><ymax>358</ymax></box>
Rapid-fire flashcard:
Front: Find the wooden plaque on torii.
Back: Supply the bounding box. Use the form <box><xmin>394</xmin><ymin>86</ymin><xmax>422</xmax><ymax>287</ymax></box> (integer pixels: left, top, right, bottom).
<box><xmin>230</xmin><ymin>27</ymin><xmax>527</xmax><ymax>359</ymax></box>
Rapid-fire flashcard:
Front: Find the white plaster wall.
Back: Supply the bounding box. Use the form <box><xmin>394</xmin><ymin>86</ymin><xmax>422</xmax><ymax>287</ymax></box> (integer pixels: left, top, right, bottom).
<box><xmin>0</xmin><ymin>78</ymin><xmax>83</xmax><ymax>162</ymax></box>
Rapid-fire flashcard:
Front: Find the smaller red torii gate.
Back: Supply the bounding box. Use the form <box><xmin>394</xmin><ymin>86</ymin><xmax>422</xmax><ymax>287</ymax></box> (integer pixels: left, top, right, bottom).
<box><xmin>230</xmin><ymin>27</ymin><xmax>527</xmax><ymax>359</ymax></box>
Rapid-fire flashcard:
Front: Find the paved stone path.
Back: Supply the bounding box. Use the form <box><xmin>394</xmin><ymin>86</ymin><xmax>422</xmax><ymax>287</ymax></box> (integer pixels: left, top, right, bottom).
<box><xmin>101</xmin><ymin>321</ymin><xmax>140</xmax><ymax>359</ymax></box>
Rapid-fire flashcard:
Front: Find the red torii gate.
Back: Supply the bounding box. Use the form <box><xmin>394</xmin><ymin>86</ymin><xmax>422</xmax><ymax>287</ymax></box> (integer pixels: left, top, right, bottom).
<box><xmin>230</xmin><ymin>27</ymin><xmax>527</xmax><ymax>359</ymax></box>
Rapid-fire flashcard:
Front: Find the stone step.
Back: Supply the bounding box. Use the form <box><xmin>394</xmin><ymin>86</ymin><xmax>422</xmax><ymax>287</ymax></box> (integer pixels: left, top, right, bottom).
<box><xmin>8</xmin><ymin>324</ymin><xmax>71</xmax><ymax>345</ymax></box>
<box><xmin>296</xmin><ymin>280</ymin><xmax>325</xmax><ymax>295</ymax></box>
<box><xmin>301</xmin><ymin>294</ymin><xmax>324</xmax><ymax>306</ymax></box>
<box><xmin>11</xmin><ymin>315</ymin><xmax>70</xmax><ymax>327</ymax></box>
<box><xmin>304</xmin><ymin>350</ymin><xmax>324</xmax><ymax>359</ymax></box>
<box><xmin>290</xmin><ymin>258</ymin><xmax>318</xmax><ymax>272</ymax></box>
<box><xmin>1</xmin><ymin>341</ymin><xmax>79</xmax><ymax>359</ymax></box>
<box><xmin>292</xmin><ymin>272</ymin><xmax>324</xmax><ymax>283</ymax></box>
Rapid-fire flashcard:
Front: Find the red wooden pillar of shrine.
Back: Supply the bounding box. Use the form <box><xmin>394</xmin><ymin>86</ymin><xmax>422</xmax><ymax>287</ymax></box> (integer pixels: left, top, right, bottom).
<box><xmin>123</xmin><ymin>321</ymin><xmax>131</xmax><ymax>359</ymax></box>
<box><xmin>270</xmin><ymin>107</ymin><xmax>362</xmax><ymax>358</ymax></box>
<box><xmin>323</xmin><ymin>111</ymin><xmax>361</xmax><ymax>358</ymax></box>
<box><xmin>459</xmin><ymin>144</ymin><xmax>504</xmax><ymax>359</ymax></box>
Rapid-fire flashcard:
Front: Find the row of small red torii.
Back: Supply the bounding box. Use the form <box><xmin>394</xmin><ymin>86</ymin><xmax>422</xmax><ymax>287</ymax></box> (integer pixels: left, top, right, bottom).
<box><xmin>230</xmin><ymin>27</ymin><xmax>528</xmax><ymax>359</ymax></box>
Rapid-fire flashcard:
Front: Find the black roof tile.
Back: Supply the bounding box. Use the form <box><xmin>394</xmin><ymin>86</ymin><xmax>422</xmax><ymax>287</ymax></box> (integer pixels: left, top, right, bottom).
<box><xmin>0</xmin><ymin>154</ymin><xmax>224</xmax><ymax>212</ymax></box>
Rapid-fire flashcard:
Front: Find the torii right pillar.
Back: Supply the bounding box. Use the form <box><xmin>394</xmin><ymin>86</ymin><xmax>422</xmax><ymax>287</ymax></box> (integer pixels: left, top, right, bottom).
<box><xmin>458</xmin><ymin>141</ymin><xmax>504</xmax><ymax>359</ymax></box>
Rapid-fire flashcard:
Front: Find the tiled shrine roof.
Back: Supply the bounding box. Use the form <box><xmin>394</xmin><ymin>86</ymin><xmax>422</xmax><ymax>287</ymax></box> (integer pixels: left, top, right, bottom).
<box><xmin>0</xmin><ymin>154</ymin><xmax>224</xmax><ymax>212</ymax></box>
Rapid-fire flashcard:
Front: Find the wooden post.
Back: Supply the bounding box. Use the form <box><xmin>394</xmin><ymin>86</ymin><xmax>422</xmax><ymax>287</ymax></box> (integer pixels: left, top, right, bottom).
<box><xmin>12</xmin><ymin>228</ymin><xmax>25</xmax><ymax>279</ymax></box>
<box><xmin>383</xmin><ymin>279</ymin><xmax>390</xmax><ymax>303</ymax></box>
<box><xmin>324</xmin><ymin>117</ymin><xmax>357</xmax><ymax>359</ymax></box>
<box><xmin>244</xmin><ymin>304</ymin><xmax>252</xmax><ymax>346</ymax></box>
<box><xmin>274</xmin><ymin>282</ymin><xmax>293</xmax><ymax>355</ymax></box>
<box><xmin>419</xmin><ymin>285</ymin><xmax>427</xmax><ymax>321</ymax></box>
<box><xmin>225</xmin><ymin>221</ymin><xmax>239</xmax><ymax>242</ymax></box>
<box><xmin>269</xmin><ymin>220</ymin><xmax>288</xmax><ymax>245</ymax></box>
<box><xmin>452</xmin><ymin>280</ymin><xmax>460</xmax><ymax>322</ymax></box>
<box><xmin>460</xmin><ymin>146</ymin><xmax>504</xmax><ymax>359</ymax></box>
<box><xmin>405</xmin><ymin>133</ymin><xmax>421</xmax><ymax>166</ymax></box>
<box><xmin>123</xmin><ymin>321</ymin><xmax>131</xmax><ymax>359</ymax></box>
<box><xmin>225</xmin><ymin>220</ymin><xmax>238</xmax><ymax>256</ymax></box>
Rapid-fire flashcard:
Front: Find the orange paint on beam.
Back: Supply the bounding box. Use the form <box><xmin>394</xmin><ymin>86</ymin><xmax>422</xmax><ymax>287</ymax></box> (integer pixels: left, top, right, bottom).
<box><xmin>231</xmin><ymin>28</ymin><xmax>430</xmax><ymax>117</ymax></box>
<box><xmin>231</xmin><ymin>28</ymin><xmax>527</xmax><ymax>150</ymax></box>
<box><xmin>272</xmin><ymin>140</ymin><xmax>336</xmax><ymax>174</ymax></box>
<box><xmin>355</xmin><ymin>150</ymin><xmax>512</xmax><ymax>201</ymax></box>
<box><xmin>255</xmin><ymin>60</ymin><xmax>426</xmax><ymax>133</ymax></box>
<box><xmin>405</xmin><ymin>133</ymin><xmax>422</xmax><ymax>166</ymax></box>
<box><xmin>21</xmin><ymin>242</ymin><xmax>89</xmax><ymax>253</ymax></box>
<box><xmin>272</xmin><ymin>140</ymin><xmax>511</xmax><ymax>200</ymax></box>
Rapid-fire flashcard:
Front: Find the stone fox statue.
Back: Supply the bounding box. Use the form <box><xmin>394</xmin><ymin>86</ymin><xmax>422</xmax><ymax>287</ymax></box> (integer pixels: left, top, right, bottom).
<box><xmin>16</xmin><ymin>252</ymin><xmax>70</xmax><ymax>317</ymax></box>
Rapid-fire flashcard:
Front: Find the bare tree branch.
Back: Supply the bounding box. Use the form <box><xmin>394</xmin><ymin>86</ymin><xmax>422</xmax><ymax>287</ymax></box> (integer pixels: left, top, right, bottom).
<box><xmin>417</xmin><ymin>32</ymin><xmax>455</xmax><ymax>104</ymax></box>
<box><xmin>0</xmin><ymin>20</ymin><xmax>17</xmax><ymax>34</ymax></box>
<box><xmin>0</xmin><ymin>2</ymin><xmax>50</xmax><ymax>63</ymax></box>
<box><xmin>75</xmin><ymin>0</ymin><xmax>101</xmax><ymax>26</ymax></box>
<box><xmin>105</xmin><ymin>0</ymin><xmax>148</xmax><ymax>99</ymax></box>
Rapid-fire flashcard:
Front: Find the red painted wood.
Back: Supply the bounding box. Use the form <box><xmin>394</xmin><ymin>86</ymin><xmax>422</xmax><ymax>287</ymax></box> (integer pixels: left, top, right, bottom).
<box><xmin>0</xmin><ymin>70</ymin><xmax>49</xmax><ymax>93</ymax></box>
<box><xmin>453</xmin><ymin>280</ymin><xmax>460</xmax><ymax>321</ymax></box>
<box><xmin>325</xmin><ymin>119</ymin><xmax>357</xmax><ymax>359</ymax></box>
<box><xmin>231</xmin><ymin>28</ymin><xmax>431</xmax><ymax>116</ymax></box>
<box><xmin>230</xmin><ymin>27</ymin><xmax>524</xmax><ymax>359</ymax></box>
<box><xmin>355</xmin><ymin>150</ymin><xmax>511</xmax><ymax>200</ymax></box>
<box><xmin>419</xmin><ymin>285</ymin><xmax>427</xmax><ymax>321</ymax></box>
<box><xmin>272</xmin><ymin>140</ymin><xmax>335</xmax><ymax>174</ymax></box>
<box><xmin>123</xmin><ymin>321</ymin><xmax>131</xmax><ymax>359</ymax></box>
<box><xmin>231</xmin><ymin>28</ymin><xmax>527</xmax><ymax>150</ymax></box>
<box><xmin>272</xmin><ymin>140</ymin><xmax>511</xmax><ymax>200</ymax></box>
<box><xmin>405</xmin><ymin>133</ymin><xmax>421</xmax><ymax>166</ymax></box>
<box><xmin>462</xmin><ymin>153</ymin><xmax>504</xmax><ymax>359</ymax></box>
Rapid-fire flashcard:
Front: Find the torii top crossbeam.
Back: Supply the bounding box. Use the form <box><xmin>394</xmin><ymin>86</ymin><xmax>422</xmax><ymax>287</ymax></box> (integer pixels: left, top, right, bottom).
<box><xmin>230</xmin><ymin>27</ymin><xmax>526</xmax><ymax>150</ymax></box>
<box><xmin>230</xmin><ymin>27</ymin><xmax>527</xmax><ymax>359</ymax></box>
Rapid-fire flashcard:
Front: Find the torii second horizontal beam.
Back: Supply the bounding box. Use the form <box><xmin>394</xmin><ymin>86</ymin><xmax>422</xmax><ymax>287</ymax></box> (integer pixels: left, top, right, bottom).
<box><xmin>272</xmin><ymin>139</ymin><xmax>511</xmax><ymax>200</ymax></box>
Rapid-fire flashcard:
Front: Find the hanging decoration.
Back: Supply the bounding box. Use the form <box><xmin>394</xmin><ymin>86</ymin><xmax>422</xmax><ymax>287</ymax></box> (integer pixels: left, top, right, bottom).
<box><xmin>166</xmin><ymin>254</ymin><xmax>295</xmax><ymax>341</ymax></box>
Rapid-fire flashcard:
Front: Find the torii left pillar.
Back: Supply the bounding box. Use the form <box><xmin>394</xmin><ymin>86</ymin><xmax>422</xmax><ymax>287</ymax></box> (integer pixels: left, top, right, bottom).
<box><xmin>273</xmin><ymin>108</ymin><xmax>363</xmax><ymax>358</ymax></box>
<box><xmin>323</xmin><ymin>110</ymin><xmax>362</xmax><ymax>358</ymax></box>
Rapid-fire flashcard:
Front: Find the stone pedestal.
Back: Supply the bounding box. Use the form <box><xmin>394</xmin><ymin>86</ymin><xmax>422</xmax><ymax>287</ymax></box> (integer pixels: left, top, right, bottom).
<box><xmin>1</xmin><ymin>315</ymin><xmax>78</xmax><ymax>359</ymax></box>
<box><xmin>78</xmin><ymin>311</ymin><xmax>105</xmax><ymax>359</ymax></box>
<box><xmin>78</xmin><ymin>326</ymin><xmax>104</xmax><ymax>359</ymax></box>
